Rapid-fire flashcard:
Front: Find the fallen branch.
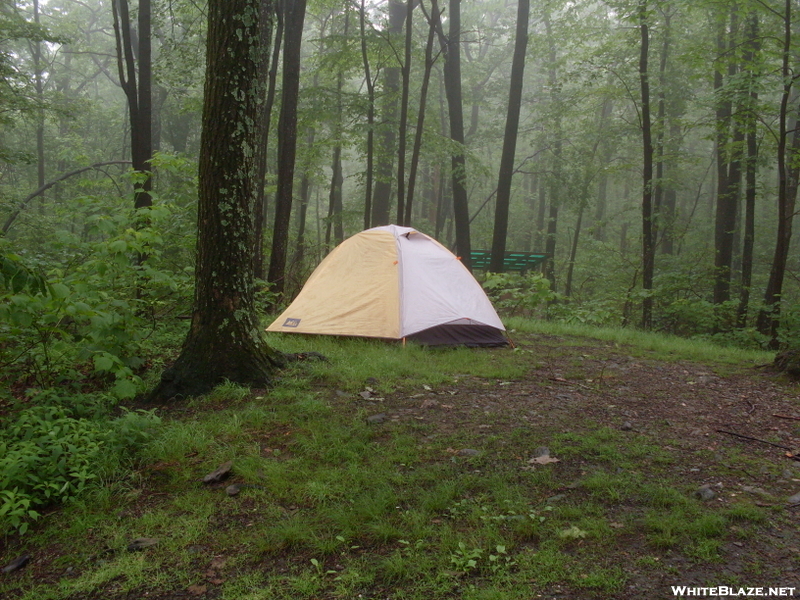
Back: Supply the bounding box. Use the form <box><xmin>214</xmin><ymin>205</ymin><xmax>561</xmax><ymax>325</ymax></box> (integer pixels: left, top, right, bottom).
<box><xmin>773</xmin><ymin>414</ymin><xmax>800</xmax><ymax>421</ymax></box>
<box><xmin>716</xmin><ymin>429</ymin><xmax>793</xmax><ymax>451</ymax></box>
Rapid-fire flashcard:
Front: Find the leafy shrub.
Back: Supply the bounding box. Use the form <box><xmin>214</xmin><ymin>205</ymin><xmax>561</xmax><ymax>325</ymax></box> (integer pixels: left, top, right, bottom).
<box><xmin>482</xmin><ymin>272</ymin><xmax>555</xmax><ymax>317</ymax></box>
<box><xmin>0</xmin><ymin>391</ymin><xmax>160</xmax><ymax>535</ymax></box>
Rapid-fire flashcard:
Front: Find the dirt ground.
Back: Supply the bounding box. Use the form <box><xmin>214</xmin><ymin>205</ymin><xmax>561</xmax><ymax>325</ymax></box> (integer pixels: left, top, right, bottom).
<box><xmin>3</xmin><ymin>332</ymin><xmax>800</xmax><ymax>599</ymax></box>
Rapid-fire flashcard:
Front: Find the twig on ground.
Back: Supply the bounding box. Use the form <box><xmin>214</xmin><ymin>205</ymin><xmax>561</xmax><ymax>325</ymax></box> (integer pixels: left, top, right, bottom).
<box><xmin>716</xmin><ymin>429</ymin><xmax>793</xmax><ymax>451</ymax></box>
<box><xmin>773</xmin><ymin>414</ymin><xmax>800</xmax><ymax>421</ymax></box>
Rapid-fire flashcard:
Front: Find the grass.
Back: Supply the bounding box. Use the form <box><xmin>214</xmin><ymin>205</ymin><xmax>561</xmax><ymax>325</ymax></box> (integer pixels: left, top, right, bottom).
<box><xmin>505</xmin><ymin>317</ymin><xmax>775</xmax><ymax>366</ymax></box>
<box><xmin>0</xmin><ymin>320</ymin><xmax>792</xmax><ymax>599</ymax></box>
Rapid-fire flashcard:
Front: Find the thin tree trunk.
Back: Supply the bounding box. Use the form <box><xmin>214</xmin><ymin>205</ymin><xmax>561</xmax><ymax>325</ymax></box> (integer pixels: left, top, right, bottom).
<box><xmin>757</xmin><ymin>0</ymin><xmax>797</xmax><ymax>344</ymax></box>
<box><xmin>253</xmin><ymin>0</ymin><xmax>280</xmax><ymax>279</ymax></box>
<box><xmin>639</xmin><ymin>0</ymin><xmax>655</xmax><ymax>330</ymax></box>
<box><xmin>564</xmin><ymin>204</ymin><xmax>584</xmax><ymax>298</ymax></box>
<box><xmin>737</xmin><ymin>12</ymin><xmax>759</xmax><ymax>327</ymax></box>
<box><xmin>433</xmin><ymin>0</ymin><xmax>471</xmax><ymax>269</ymax></box>
<box><xmin>489</xmin><ymin>0</ymin><xmax>529</xmax><ymax>273</ymax></box>
<box><xmin>267</xmin><ymin>0</ymin><xmax>308</xmax><ymax>299</ymax></box>
<box><xmin>396</xmin><ymin>0</ymin><xmax>413</xmax><ymax>224</ymax></box>
<box><xmin>371</xmin><ymin>0</ymin><xmax>404</xmax><ymax>226</ymax></box>
<box><xmin>713</xmin><ymin>7</ymin><xmax>741</xmax><ymax>305</ymax></box>
<box><xmin>360</xmin><ymin>0</ymin><xmax>375</xmax><ymax>230</ymax></box>
<box><xmin>404</xmin><ymin>0</ymin><xmax>439</xmax><ymax>226</ymax></box>
<box><xmin>542</xmin><ymin>10</ymin><xmax>560</xmax><ymax>288</ymax></box>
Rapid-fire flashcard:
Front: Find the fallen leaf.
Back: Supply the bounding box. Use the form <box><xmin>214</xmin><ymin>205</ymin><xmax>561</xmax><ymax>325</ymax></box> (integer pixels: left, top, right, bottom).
<box><xmin>187</xmin><ymin>584</ymin><xmax>207</xmax><ymax>596</ymax></box>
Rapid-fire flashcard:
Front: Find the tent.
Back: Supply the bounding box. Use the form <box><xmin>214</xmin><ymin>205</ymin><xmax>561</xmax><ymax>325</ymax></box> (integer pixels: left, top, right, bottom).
<box><xmin>266</xmin><ymin>225</ymin><xmax>508</xmax><ymax>346</ymax></box>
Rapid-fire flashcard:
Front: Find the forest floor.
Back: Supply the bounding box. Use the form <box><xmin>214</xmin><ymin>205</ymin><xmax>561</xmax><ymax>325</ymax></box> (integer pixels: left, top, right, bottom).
<box><xmin>2</xmin><ymin>327</ymin><xmax>800</xmax><ymax>599</ymax></box>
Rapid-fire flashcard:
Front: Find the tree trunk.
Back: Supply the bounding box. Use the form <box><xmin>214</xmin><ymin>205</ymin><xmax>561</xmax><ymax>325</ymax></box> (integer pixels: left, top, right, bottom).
<box><xmin>396</xmin><ymin>0</ymin><xmax>413</xmax><ymax>224</ymax></box>
<box><xmin>713</xmin><ymin>8</ymin><xmax>742</xmax><ymax>305</ymax></box>
<box><xmin>253</xmin><ymin>0</ymin><xmax>280</xmax><ymax>280</ymax></box>
<box><xmin>371</xmin><ymin>0</ymin><xmax>404</xmax><ymax>226</ymax></box>
<box><xmin>267</xmin><ymin>0</ymin><xmax>308</xmax><ymax>299</ymax></box>
<box><xmin>112</xmin><ymin>0</ymin><xmax>153</xmax><ymax>210</ymax></box>
<box><xmin>639</xmin><ymin>0</ymin><xmax>655</xmax><ymax>330</ymax></box>
<box><xmin>151</xmin><ymin>0</ymin><xmax>283</xmax><ymax>401</ymax></box>
<box><xmin>433</xmin><ymin>0</ymin><xmax>471</xmax><ymax>269</ymax></box>
<box><xmin>360</xmin><ymin>0</ymin><xmax>375</xmax><ymax>230</ymax></box>
<box><xmin>294</xmin><ymin>125</ymin><xmax>316</xmax><ymax>268</ymax></box>
<box><xmin>542</xmin><ymin>9</ymin><xmax>561</xmax><ymax>289</ymax></box>
<box><xmin>488</xmin><ymin>0</ymin><xmax>529</xmax><ymax>273</ymax></box>
<box><xmin>404</xmin><ymin>0</ymin><xmax>439</xmax><ymax>227</ymax></box>
<box><xmin>737</xmin><ymin>12</ymin><xmax>759</xmax><ymax>327</ymax></box>
<box><xmin>757</xmin><ymin>0</ymin><xmax>798</xmax><ymax>345</ymax></box>
<box><xmin>564</xmin><ymin>204</ymin><xmax>584</xmax><ymax>299</ymax></box>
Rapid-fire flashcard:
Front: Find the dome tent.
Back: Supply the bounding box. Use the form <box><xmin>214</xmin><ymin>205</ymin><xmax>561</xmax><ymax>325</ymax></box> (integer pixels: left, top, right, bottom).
<box><xmin>267</xmin><ymin>225</ymin><xmax>507</xmax><ymax>346</ymax></box>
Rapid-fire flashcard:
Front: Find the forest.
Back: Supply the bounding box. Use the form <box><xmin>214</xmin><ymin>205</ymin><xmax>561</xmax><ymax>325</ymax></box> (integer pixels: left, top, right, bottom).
<box><xmin>3</xmin><ymin>2</ymin><xmax>800</xmax><ymax>596</ymax></box>
<box><xmin>3</xmin><ymin>0</ymin><xmax>800</xmax><ymax>370</ymax></box>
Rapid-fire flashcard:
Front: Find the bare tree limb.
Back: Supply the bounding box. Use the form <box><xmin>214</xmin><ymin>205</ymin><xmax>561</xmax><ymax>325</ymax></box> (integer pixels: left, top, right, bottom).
<box><xmin>2</xmin><ymin>161</ymin><xmax>131</xmax><ymax>234</ymax></box>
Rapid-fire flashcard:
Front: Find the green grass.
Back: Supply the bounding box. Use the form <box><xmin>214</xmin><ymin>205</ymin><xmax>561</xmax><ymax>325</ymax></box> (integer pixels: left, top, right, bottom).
<box><xmin>0</xmin><ymin>319</ymin><xmax>791</xmax><ymax>600</ymax></box>
<box><xmin>505</xmin><ymin>317</ymin><xmax>775</xmax><ymax>365</ymax></box>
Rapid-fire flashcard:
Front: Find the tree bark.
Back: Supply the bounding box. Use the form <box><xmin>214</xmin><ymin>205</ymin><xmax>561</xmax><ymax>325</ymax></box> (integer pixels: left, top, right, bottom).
<box><xmin>488</xmin><ymin>0</ymin><xmax>529</xmax><ymax>273</ymax></box>
<box><xmin>395</xmin><ymin>0</ymin><xmax>413</xmax><ymax>224</ymax></box>
<box><xmin>253</xmin><ymin>0</ymin><xmax>279</xmax><ymax>280</ymax></box>
<box><xmin>267</xmin><ymin>0</ymin><xmax>308</xmax><ymax>299</ymax></box>
<box><xmin>371</xmin><ymin>0</ymin><xmax>404</xmax><ymax>226</ymax></box>
<box><xmin>737</xmin><ymin>12</ymin><xmax>759</xmax><ymax>327</ymax></box>
<box><xmin>112</xmin><ymin>0</ymin><xmax>153</xmax><ymax>210</ymax></box>
<box><xmin>757</xmin><ymin>0</ymin><xmax>799</xmax><ymax>345</ymax></box>
<box><xmin>360</xmin><ymin>0</ymin><xmax>375</xmax><ymax>230</ymax></box>
<box><xmin>433</xmin><ymin>0</ymin><xmax>471</xmax><ymax>269</ymax></box>
<box><xmin>713</xmin><ymin>8</ymin><xmax>742</xmax><ymax>305</ymax></box>
<box><xmin>151</xmin><ymin>0</ymin><xmax>283</xmax><ymax>401</ymax></box>
<box><xmin>639</xmin><ymin>0</ymin><xmax>655</xmax><ymax>330</ymax></box>
<box><xmin>404</xmin><ymin>0</ymin><xmax>439</xmax><ymax>227</ymax></box>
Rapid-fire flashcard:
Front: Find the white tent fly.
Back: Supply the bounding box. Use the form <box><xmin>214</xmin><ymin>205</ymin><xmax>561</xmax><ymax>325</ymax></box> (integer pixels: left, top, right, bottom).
<box><xmin>266</xmin><ymin>225</ymin><xmax>508</xmax><ymax>346</ymax></box>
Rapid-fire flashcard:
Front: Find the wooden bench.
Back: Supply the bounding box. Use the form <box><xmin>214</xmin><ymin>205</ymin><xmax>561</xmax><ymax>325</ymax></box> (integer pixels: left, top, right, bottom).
<box><xmin>469</xmin><ymin>251</ymin><xmax>549</xmax><ymax>273</ymax></box>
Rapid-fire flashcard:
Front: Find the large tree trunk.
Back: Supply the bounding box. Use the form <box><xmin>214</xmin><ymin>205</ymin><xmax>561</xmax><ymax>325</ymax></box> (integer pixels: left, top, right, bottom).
<box><xmin>489</xmin><ymin>0</ymin><xmax>529</xmax><ymax>273</ymax></box>
<box><xmin>267</xmin><ymin>0</ymin><xmax>308</xmax><ymax>299</ymax></box>
<box><xmin>639</xmin><ymin>0</ymin><xmax>655</xmax><ymax>330</ymax></box>
<box><xmin>151</xmin><ymin>0</ymin><xmax>283</xmax><ymax>401</ymax></box>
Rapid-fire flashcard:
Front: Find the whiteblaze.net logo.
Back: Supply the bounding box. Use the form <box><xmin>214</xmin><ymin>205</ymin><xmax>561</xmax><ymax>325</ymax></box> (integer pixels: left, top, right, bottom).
<box><xmin>671</xmin><ymin>587</ymin><xmax>796</xmax><ymax>597</ymax></box>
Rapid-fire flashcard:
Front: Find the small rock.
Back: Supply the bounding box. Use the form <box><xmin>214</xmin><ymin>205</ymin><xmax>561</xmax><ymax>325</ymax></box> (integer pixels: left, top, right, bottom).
<box><xmin>2</xmin><ymin>555</ymin><xmax>29</xmax><ymax>574</ymax></box>
<box><xmin>127</xmin><ymin>538</ymin><xmax>159</xmax><ymax>552</ymax></box>
<box><xmin>202</xmin><ymin>461</ymin><xmax>233</xmax><ymax>484</ymax></box>
<box><xmin>226</xmin><ymin>484</ymin><xmax>241</xmax><ymax>496</ymax></box>
<box><xmin>695</xmin><ymin>485</ymin><xmax>716</xmax><ymax>501</ymax></box>
<box><xmin>534</xmin><ymin>446</ymin><xmax>550</xmax><ymax>458</ymax></box>
<box><xmin>366</xmin><ymin>413</ymin><xmax>387</xmax><ymax>424</ymax></box>
<box><xmin>335</xmin><ymin>390</ymin><xmax>349</xmax><ymax>398</ymax></box>
<box><xmin>783</xmin><ymin>469</ymin><xmax>796</xmax><ymax>480</ymax></box>
<box><xmin>359</xmin><ymin>391</ymin><xmax>372</xmax><ymax>400</ymax></box>
<box><xmin>787</xmin><ymin>492</ymin><xmax>800</xmax><ymax>505</ymax></box>
<box><xmin>457</xmin><ymin>448</ymin><xmax>480</xmax><ymax>457</ymax></box>
<box><xmin>621</xmin><ymin>422</ymin><xmax>633</xmax><ymax>431</ymax></box>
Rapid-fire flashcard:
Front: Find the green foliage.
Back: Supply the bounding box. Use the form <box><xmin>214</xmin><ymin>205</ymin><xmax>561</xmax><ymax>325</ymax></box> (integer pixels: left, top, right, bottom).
<box><xmin>0</xmin><ymin>203</ymin><xmax>194</xmax><ymax>399</ymax></box>
<box><xmin>482</xmin><ymin>272</ymin><xmax>555</xmax><ymax>317</ymax></box>
<box><xmin>0</xmin><ymin>392</ymin><xmax>160</xmax><ymax>535</ymax></box>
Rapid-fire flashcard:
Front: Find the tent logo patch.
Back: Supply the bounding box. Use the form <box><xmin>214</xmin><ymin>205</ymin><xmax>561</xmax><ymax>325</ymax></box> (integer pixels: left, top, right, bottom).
<box><xmin>282</xmin><ymin>318</ymin><xmax>301</xmax><ymax>328</ymax></box>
